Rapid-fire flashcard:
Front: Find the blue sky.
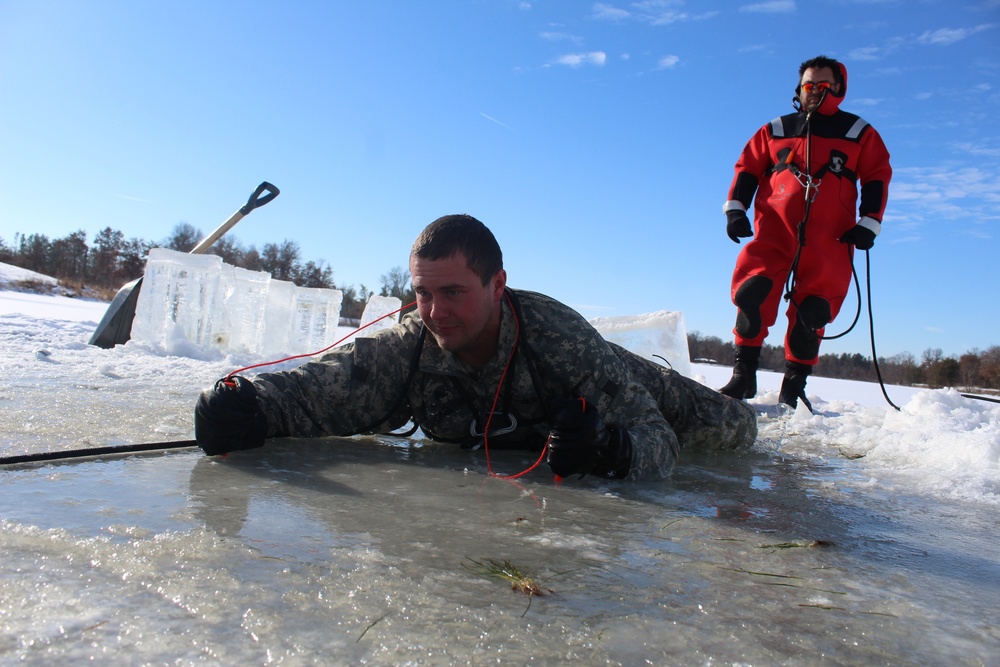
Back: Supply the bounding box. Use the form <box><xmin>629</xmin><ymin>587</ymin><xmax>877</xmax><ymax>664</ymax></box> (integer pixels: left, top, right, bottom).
<box><xmin>1</xmin><ymin>0</ymin><xmax>998</xmax><ymax>360</ymax></box>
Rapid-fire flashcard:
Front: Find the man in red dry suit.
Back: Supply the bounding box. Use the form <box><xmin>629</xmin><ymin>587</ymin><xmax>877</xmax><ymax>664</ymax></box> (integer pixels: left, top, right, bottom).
<box><xmin>719</xmin><ymin>55</ymin><xmax>891</xmax><ymax>410</ymax></box>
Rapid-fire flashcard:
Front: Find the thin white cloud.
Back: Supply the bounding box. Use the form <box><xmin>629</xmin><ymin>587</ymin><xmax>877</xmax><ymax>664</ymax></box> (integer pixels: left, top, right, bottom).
<box><xmin>847</xmin><ymin>36</ymin><xmax>906</xmax><ymax>61</ymax></box>
<box><xmin>655</xmin><ymin>55</ymin><xmax>681</xmax><ymax>70</ymax></box>
<box><xmin>850</xmin><ymin>24</ymin><xmax>993</xmax><ymax>63</ymax></box>
<box><xmin>954</xmin><ymin>142</ymin><xmax>1000</xmax><ymax>158</ymax></box>
<box><xmin>637</xmin><ymin>4</ymin><xmax>690</xmax><ymax>25</ymax></box>
<box><xmin>646</xmin><ymin>11</ymin><xmax>692</xmax><ymax>25</ymax></box>
<box><xmin>848</xmin><ymin>46</ymin><xmax>883</xmax><ymax>61</ymax></box>
<box><xmin>739</xmin><ymin>1</ymin><xmax>796</xmax><ymax>13</ymax></box>
<box><xmin>592</xmin><ymin>3</ymin><xmax>630</xmax><ymax>21</ymax></box>
<box><xmin>540</xmin><ymin>31</ymin><xmax>583</xmax><ymax>43</ymax></box>
<box><xmin>888</xmin><ymin>163</ymin><xmax>1000</xmax><ymax>240</ymax></box>
<box><xmin>480</xmin><ymin>113</ymin><xmax>516</xmax><ymax>131</ymax></box>
<box><xmin>631</xmin><ymin>0</ymin><xmax>684</xmax><ymax>7</ymax></box>
<box><xmin>550</xmin><ymin>51</ymin><xmax>607</xmax><ymax>67</ymax></box>
<box><xmin>917</xmin><ymin>24</ymin><xmax>997</xmax><ymax>46</ymax></box>
<box><xmin>594</xmin><ymin>1</ymin><xmax>717</xmax><ymax>25</ymax></box>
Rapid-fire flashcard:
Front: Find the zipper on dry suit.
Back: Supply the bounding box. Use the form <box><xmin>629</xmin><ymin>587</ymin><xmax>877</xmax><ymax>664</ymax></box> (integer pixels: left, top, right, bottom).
<box><xmin>782</xmin><ymin>97</ymin><xmax>824</xmax><ymax>309</ymax></box>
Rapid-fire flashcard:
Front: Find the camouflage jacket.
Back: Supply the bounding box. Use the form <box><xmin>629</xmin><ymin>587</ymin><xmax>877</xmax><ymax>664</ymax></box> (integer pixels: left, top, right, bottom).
<box><xmin>252</xmin><ymin>289</ymin><xmax>756</xmax><ymax>480</ymax></box>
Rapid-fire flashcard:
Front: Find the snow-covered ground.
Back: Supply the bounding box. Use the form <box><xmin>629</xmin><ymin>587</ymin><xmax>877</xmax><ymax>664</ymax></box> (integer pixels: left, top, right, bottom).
<box><xmin>2</xmin><ymin>263</ymin><xmax>999</xmax><ymax>664</ymax></box>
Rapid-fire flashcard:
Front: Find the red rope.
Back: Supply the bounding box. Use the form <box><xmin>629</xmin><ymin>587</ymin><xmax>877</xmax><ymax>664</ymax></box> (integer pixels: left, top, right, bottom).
<box><xmin>482</xmin><ymin>292</ymin><xmax>549</xmax><ymax>480</ymax></box>
<box><xmin>225</xmin><ymin>300</ymin><xmax>417</xmax><ymax>381</ymax></box>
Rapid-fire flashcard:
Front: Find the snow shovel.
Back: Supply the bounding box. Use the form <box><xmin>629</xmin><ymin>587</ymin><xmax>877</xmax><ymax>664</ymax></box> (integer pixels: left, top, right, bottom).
<box><xmin>88</xmin><ymin>181</ymin><xmax>279</xmax><ymax>349</ymax></box>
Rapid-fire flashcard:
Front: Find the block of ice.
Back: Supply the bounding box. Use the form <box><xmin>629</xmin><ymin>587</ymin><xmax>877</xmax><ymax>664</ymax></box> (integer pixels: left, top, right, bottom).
<box><xmin>590</xmin><ymin>310</ymin><xmax>691</xmax><ymax>378</ymax></box>
<box><xmin>288</xmin><ymin>286</ymin><xmax>344</xmax><ymax>354</ymax></box>
<box><xmin>132</xmin><ymin>249</ymin><xmax>224</xmax><ymax>350</ymax></box>
<box><xmin>359</xmin><ymin>295</ymin><xmax>403</xmax><ymax>336</ymax></box>
<box><xmin>260</xmin><ymin>279</ymin><xmax>296</xmax><ymax>356</ymax></box>
<box><xmin>211</xmin><ymin>265</ymin><xmax>271</xmax><ymax>354</ymax></box>
<box><xmin>131</xmin><ymin>248</ymin><xmax>346</xmax><ymax>359</ymax></box>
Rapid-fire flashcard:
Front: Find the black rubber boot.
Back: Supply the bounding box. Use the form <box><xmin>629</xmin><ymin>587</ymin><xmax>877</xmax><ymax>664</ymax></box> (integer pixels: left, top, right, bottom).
<box><xmin>719</xmin><ymin>346</ymin><xmax>761</xmax><ymax>399</ymax></box>
<box><xmin>778</xmin><ymin>361</ymin><xmax>813</xmax><ymax>411</ymax></box>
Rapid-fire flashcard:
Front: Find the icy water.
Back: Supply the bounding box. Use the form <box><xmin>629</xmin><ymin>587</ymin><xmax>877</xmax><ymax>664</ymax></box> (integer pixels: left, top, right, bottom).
<box><xmin>2</xmin><ymin>436</ymin><xmax>998</xmax><ymax>665</ymax></box>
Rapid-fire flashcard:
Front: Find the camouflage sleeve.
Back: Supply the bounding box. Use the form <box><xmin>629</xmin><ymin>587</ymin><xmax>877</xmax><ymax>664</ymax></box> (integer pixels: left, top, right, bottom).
<box><xmin>585</xmin><ymin>342</ymin><xmax>681</xmax><ymax>481</ymax></box>
<box><xmin>251</xmin><ymin>315</ymin><xmax>421</xmax><ymax>438</ymax></box>
<box><xmin>516</xmin><ymin>291</ymin><xmax>679</xmax><ymax>480</ymax></box>
<box><xmin>609</xmin><ymin>343</ymin><xmax>758</xmax><ymax>455</ymax></box>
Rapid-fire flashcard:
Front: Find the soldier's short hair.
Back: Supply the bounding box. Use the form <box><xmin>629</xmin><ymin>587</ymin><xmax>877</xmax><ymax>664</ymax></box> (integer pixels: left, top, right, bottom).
<box><xmin>411</xmin><ymin>214</ymin><xmax>504</xmax><ymax>285</ymax></box>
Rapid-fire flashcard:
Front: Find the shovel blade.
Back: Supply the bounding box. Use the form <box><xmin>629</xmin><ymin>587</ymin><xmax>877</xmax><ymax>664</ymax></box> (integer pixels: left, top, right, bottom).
<box><xmin>88</xmin><ymin>278</ymin><xmax>143</xmax><ymax>349</ymax></box>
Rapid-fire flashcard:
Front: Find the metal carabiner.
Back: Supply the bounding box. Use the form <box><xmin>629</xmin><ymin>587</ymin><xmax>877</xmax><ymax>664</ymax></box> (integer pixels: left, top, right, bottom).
<box><xmin>469</xmin><ymin>412</ymin><xmax>518</xmax><ymax>438</ymax></box>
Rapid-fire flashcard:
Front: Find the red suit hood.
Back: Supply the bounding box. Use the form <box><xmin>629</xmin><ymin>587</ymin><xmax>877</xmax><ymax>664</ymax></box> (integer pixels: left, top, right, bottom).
<box><xmin>797</xmin><ymin>60</ymin><xmax>848</xmax><ymax>115</ymax></box>
<box><xmin>818</xmin><ymin>60</ymin><xmax>848</xmax><ymax>114</ymax></box>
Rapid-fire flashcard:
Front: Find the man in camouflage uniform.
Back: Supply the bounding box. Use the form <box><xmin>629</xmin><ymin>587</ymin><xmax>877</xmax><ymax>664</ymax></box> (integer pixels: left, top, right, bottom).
<box><xmin>195</xmin><ymin>214</ymin><xmax>757</xmax><ymax>481</ymax></box>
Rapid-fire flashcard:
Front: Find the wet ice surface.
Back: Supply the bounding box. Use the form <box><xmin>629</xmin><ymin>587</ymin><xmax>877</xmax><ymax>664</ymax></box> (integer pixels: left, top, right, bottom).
<box><xmin>3</xmin><ymin>438</ymin><xmax>999</xmax><ymax>665</ymax></box>
<box><xmin>3</xmin><ymin>289</ymin><xmax>1000</xmax><ymax>664</ymax></box>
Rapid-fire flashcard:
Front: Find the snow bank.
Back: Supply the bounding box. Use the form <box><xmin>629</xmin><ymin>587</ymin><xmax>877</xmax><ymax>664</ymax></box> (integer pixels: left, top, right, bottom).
<box><xmin>0</xmin><ymin>261</ymin><xmax>58</xmax><ymax>287</ymax></box>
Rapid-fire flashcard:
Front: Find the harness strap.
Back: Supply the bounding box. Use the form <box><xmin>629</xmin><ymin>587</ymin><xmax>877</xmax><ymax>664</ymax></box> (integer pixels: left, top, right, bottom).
<box><xmin>504</xmin><ymin>289</ymin><xmax>554</xmax><ymax>424</ymax></box>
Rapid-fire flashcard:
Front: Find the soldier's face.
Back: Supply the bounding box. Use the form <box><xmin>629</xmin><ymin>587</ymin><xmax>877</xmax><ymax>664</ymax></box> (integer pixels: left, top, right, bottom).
<box><xmin>409</xmin><ymin>251</ymin><xmax>507</xmax><ymax>367</ymax></box>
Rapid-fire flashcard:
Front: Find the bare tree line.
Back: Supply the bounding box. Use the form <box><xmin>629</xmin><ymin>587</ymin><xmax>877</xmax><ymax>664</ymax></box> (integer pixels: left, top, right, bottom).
<box><xmin>688</xmin><ymin>332</ymin><xmax>1000</xmax><ymax>392</ymax></box>
<box><xmin>0</xmin><ymin>224</ymin><xmax>415</xmax><ymax>319</ymax></box>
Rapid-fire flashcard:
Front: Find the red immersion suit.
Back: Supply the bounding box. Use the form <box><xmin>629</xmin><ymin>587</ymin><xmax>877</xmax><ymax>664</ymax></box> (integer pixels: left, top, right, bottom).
<box><xmin>724</xmin><ymin>61</ymin><xmax>892</xmax><ymax>365</ymax></box>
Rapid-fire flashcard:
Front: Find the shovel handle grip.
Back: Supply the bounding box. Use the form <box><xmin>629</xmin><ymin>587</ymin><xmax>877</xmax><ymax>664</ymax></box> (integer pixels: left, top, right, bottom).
<box><xmin>190</xmin><ymin>181</ymin><xmax>280</xmax><ymax>255</ymax></box>
<box><xmin>240</xmin><ymin>181</ymin><xmax>280</xmax><ymax>215</ymax></box>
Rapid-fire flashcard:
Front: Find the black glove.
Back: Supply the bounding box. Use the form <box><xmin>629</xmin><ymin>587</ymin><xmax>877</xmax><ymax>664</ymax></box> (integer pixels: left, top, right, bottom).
<box><xmin>546</xmin><ymin>398</ymin><xmax>632</xmax><ymax>479</ymax></box>
<box><xmin>839</xmin><ymin>225</ymin><xmax>876</xmax><ymax>250</ymax></box>
<box><xmin>194</xmin><ymin>376</ymin><xmax>269</xmax><ymax>456</ymax></box>
<box><xmin>726</xmin><ymin>210</ymin><xmax>753</xmax><ymax>243</ymax></box>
